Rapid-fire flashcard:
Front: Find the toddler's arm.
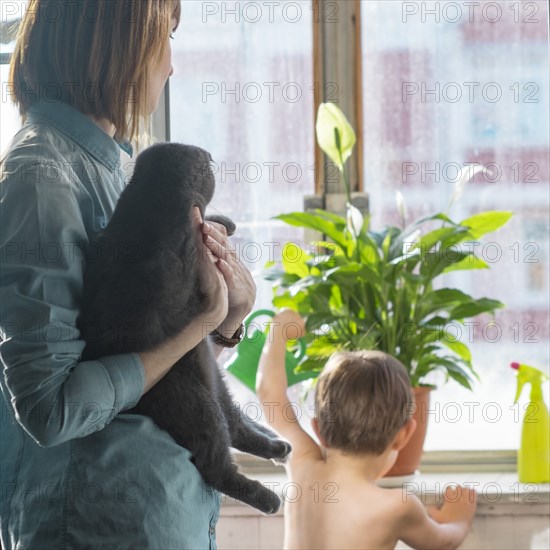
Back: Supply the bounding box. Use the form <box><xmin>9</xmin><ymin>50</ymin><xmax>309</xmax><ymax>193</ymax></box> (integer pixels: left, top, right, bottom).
<box><xmin>398</xmin><ymin>485</ymin><xmax>477</xmax><ymax>549</ymax></box>
<box><xmin>256</xmin><ymin>310</ymin><xmax>321</xmax><ymax>462</ymax></box>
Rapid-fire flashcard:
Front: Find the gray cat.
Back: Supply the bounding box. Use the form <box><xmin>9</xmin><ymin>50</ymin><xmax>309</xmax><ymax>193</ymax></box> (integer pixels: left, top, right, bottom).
<box><xmin>78</xmin><ymin>143</ymin><xmax>290</xmax><ymax>514</ymax></box>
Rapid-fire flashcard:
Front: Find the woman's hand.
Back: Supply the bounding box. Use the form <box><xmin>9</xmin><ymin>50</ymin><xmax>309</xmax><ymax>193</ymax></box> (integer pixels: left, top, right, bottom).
<box><xmin>200</xmin><ymin>216</ymin><xmax>256</xmax><ymax>337</ymax></box>
<box><xmin>194</xmin><ymin>208</ymin><xmax>229</xmax><ymax>330</ymax></box>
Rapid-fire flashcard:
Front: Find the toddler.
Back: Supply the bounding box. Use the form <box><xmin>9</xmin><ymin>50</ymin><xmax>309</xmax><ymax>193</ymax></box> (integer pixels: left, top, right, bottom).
<box><xmin>256</xmin><ymin>309</ymin><xmax>477</xmax><ymax>550</ymax></box>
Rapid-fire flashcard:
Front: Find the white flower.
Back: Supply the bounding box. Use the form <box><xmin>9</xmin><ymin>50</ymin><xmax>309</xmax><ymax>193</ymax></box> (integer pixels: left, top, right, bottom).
<box><xmin>396</xmin><ymin>190</ymin><xmax>407</xmax><ymax>227</ymax></box>
<box><xmin>346</xmin><ymin>203</ymin><xmax>364</xmax><ymax>238</ymax></box>
<box><xmin>316</xmin><ymin>103</ymin><xmax>357</xmax><ymax>172</ymax></box>
<box><xmin>448</xmin><ymin>164</ymin><xmax>489</xmax><ymax>210</ymax></box>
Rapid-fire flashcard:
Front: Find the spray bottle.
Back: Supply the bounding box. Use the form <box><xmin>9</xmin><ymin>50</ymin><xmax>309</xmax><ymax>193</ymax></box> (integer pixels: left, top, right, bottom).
<box><xmin>511</xmin><ymin>362</ymin><xmax>550</xmax><ymax>483</ymax></box>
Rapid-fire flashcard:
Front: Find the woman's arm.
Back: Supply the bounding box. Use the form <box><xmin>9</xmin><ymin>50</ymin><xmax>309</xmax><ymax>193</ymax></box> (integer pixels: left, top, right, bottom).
<box><xmin>0</xmin><ymin>164</ymin><xmax>227</xmax><ymax>446</ymax></box>
<box><xmin>1</xmin><ymin>161</ymin><xmax>140</xmax><ymax>446</ymax></box>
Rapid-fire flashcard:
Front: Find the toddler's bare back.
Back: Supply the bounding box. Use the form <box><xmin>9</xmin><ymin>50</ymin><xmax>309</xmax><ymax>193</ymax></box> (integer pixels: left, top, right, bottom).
<box><xmin>284</xmin><ymin>460</ymin><xmax>404</xmax><ymax>549</ymax></box>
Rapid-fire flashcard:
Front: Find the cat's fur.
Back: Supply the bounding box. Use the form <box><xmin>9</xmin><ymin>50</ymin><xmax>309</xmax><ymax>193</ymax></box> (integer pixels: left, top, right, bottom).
<box><xmin>78</xmin><ymin>143</ymin><xmax>290</xmax><ymax>514</ymax></box>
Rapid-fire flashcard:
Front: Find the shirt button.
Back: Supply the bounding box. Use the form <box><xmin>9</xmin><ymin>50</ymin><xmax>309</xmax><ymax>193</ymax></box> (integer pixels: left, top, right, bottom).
<box><xmin>209</xmin><ymin>526</ymin><xmax>215</xmax><ymax>535</ymax></box>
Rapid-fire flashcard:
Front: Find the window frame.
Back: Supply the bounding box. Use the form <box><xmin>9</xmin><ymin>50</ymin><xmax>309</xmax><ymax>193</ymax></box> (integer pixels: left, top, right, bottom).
<box><xmin>151</xmin><ymin>83</ymin><xmax>171</xmax><ymax>143</ymax></box>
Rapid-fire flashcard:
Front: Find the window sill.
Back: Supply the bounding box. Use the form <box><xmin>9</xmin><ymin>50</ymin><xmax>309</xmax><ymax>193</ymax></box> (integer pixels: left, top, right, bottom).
<box><xmin>224</xmin><ymin>451</ymin><xmax>549</xmax><ymax>516</ymax></box>
<box><xmin>233</xmin><ymin>449</ymin><xmax>520</xmax><ymax>474</ymax></box>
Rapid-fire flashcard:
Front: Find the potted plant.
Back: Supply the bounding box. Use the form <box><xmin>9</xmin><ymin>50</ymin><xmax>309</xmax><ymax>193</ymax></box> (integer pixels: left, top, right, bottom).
<box><xmin>263</xmin><ymin>103</ymin><xmax>512</xmax><ymax>475</ymax></box>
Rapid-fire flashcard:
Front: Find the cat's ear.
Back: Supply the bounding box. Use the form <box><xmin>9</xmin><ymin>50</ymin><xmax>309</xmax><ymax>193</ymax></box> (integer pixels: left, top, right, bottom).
<box><xmin>205</xmin><ymin>215</ymin><xmax>236</xmax><ymax>236</ymax></box>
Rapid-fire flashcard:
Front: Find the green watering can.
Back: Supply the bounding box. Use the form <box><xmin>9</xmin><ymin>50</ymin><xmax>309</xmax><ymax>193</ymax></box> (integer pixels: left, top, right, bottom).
<box><xmin>224</xmin><ymin>309</ymin><xmax>316</xmax><ymax>392</ymax></box>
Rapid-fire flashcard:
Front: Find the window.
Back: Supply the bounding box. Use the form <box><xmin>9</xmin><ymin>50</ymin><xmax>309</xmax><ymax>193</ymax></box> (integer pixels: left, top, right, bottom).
<box><xmin>1</xmin><ymin>0</ymin><xmax>548</xmax><ymax>456</ymax></box>
<box><xmin>168</xmin><ymin>0</ymin><xmax>315</xmax><ymax>406</ymax></box>
<box><xmin>169</xmin><ymin>0</ymin><xmax>549</xmax><ymax>452</ymax></box>
<box><xmin>0</xmin><ymin>1</ymin><xmax>27</xmax><ymax>155</ymax></box>
<box><xmin>0</xmin><ymin>62</ymin><xmax>20</xmax><ymax>153</ymax></box>
<box><xmin>361</xmin><ymin>0</ymin><xmax>549</xmax><ymax>450</ymax></box>
<box><xmin>169</xmin><ymin>0</ymin><xmax>315</xmax><ymax>278</ymax></box>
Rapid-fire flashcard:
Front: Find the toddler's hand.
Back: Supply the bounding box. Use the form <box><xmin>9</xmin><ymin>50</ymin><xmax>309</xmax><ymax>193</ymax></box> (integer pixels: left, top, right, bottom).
<box><xmin>428</xmin><ymin>485</ymin><xmax>477</xmax><ymax>526</ymax></box>
<box><xmin>271</xmin><ymin>309</ymin><xmax>306</xmax><ymax>341</ymax></box>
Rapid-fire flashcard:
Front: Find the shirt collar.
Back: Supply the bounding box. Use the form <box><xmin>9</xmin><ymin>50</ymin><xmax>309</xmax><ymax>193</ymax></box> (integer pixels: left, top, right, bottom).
<box><xmin>26</xmin><ymin>100</ymin><xmax>134</xmax><ymax>171</ymax></box>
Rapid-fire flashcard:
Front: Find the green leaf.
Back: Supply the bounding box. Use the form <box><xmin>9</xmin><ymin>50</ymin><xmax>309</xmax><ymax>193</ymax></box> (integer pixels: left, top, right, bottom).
<box><xmin>311</xmin><ymin>209</ymin><xmax>347</xmax><ymax>224</ymax></box>
<box><xmin>400</xmin><ymin>271</ymin><xmax>423</xmax><ymax>285</ymax></box>
<box><xmin>443</xmin><ymin>255</ymin><xmax>489</xmax><ymax>272</ymax></box>
<box><xmin>417</xmin><ymin>344</ymin><xmax>441</xmax><ymax>356</ymax></box>
<box><xmin>351</xmin><ymin>329</ymin><xmax>379</xmax><ymax>350</ymax></box>
<box><xmin>422</xmin><ymin>316</ymin><xmax>448</xmax><ymax>328</ymax></box>
<box><xmin>417</xmin><ymin>288</ymin><xmax>475</xmax><ymax>320</ymax></box>
<box><xmin>275</xmin><ymin>212</ymin><xmax>350</xmax><ymax>249</ymax></box>
<box><xmin>324</xmin><ymin>264</ymin><xmax>382</xmax><ymax>289</ymax></box>
<box><xmin>420</xmin><ymin>250</ymin><xmax>472</xmax><ymax>280</ymax></box>
<box><xmin>441</xmin><ymin>339</ymin><xmax>472</xmax><ymax>362</ymax></box>
<box><xmin>306</xmin><ymin>313</ymin><xmax>342</xmax><ymax>331</ymax></box>
<box><xmin>416</xmin><ymin>356</ymin><xmax>475</xmax><ymax>389</ymax></box>
<box><xmin>329</xmin><ymin>284</ymin><xmax>343</xmax><ymax>311</ymax></box>
<box><xmin>360</xmin><ymin>243</ymin><xmax>381</xmax><ymax>266</ymax></box>
<box><xmin>264</xmin><ymin>268</ymin><xmax>301</xmax><ymax>287</ymax></box>
<box><xmin>381</xmin><ymin>227</ymin><xmax>399</xmax><ymax>259</ymax></box>
<box><xmin>316</xmin><ymin>103</ymin><xmax>356</xmax><ymax>171</ymax></box>
<box><xmin>413</xmin><ymin>213</ymin><xmax>459</xmax><ymax>226</ymax></box>
<box><xmin>458</xmin><ymin>211</ymin><xmax>513</xmax><ymax>239</ymax></box>
<box><xmin>414</xmin><ymin>354</ymin><xmax>440</xmax><ymax>370</ymax></box>
<box><xmin>287</xmin><ymin>276</ymin><xmax>325</xmax><ymax>296</ymax></box>
<box><xmin>294</xmin><ymin>357</ymin><xmax>325</xmax><ymax>374</ymax></box>
<box><xmin>415</xmin><ymin>227</ymin><xmax>467</xmax><ymax>252</ymax></box>
<box><xmin>306</xmin><ymin>334</ymin><xmax>341</xmax><ymax>356</ymax></box>
<box><xmin>445</xmin><ymin>366</ymin><xmax>474</xmax><ymax>390</ymax></box>
<box><xmin>281</xmin><ymin>243</ymin><xmax>311</xmax><ymax>278</ymax></box>
<box><xmin>419</xmin><ymin>327</ymin><xmax>448</xmax><ymax>345</ymax></box>
<box><xmin>424</xmin><ymin>288</ymin><xmax>473</xmax><ymax>305</ymax></box>
<box><xmin>272</xmin><ymin>294</ymin><xmax>304</xmax><ymax>310</ymax></box>
<box><xmin>449</xmin><ymin>298</ymin><xmax>504</xmax><ymax>319</ymax></box>
<box><xmin>368</xmin><ymin>229</ymin><xmax>385</xmax><ymax>248</ymax></box>
<box><xmin>311</xmin><ymin>241</ymin><xmax>345</xmax><ymax>256</ymax></box>
<box><xmin>308</xmin><ymin>254</ymin><xmax>338</xmax><ymax>272</ymax></box>
<box><xmin>357</xmin><ymin>231</ymin><xmax>382</xmax><ymax>265</ymax></box>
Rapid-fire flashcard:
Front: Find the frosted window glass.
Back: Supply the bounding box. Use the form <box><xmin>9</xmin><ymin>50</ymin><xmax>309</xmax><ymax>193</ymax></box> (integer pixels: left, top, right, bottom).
<box><xmin>362</xmin><ymin>0</ymin><xmax>549</xmax><ymax>451</ymax></box>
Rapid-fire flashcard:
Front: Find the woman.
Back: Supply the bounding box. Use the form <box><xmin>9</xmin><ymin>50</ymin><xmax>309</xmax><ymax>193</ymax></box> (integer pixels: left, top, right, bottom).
<box><xmin>0</xmin><ymin>1</ymin><xmax>255</xmax><ymax>547</ymax></box>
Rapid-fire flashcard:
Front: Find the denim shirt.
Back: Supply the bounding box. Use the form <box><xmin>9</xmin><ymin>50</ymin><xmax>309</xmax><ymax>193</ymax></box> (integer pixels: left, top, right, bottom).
<box><xmin>0</xmin><ymin>100</ymin><xmax>220</xmax><ymax>549</ymax></box>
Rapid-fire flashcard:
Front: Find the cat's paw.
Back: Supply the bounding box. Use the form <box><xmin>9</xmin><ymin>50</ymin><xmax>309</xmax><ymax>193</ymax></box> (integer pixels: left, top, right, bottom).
<box><xmin>258</xmin><ymin>490</ymin><xmax>282</xmax><ymax>515</ymax></box>
<box><xmin>270</xmin><ymin>439</ymin><xmax>292</xmax><ymax>463</ymax></box>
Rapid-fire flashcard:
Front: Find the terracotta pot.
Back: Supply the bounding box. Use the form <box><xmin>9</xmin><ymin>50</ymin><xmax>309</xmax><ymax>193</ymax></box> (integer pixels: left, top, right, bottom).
<box><xmin>385</xmin><ymin>385</ymin><xmax>433</xmax><ymax>477</ymax></box>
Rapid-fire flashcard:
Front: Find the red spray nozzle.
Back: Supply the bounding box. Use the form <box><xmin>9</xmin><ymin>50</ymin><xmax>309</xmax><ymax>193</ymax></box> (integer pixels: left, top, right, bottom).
<box><xmin>511</xmin><ymin>362</ymin><xmax>520</xmax><ymax>370</ymax></box>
